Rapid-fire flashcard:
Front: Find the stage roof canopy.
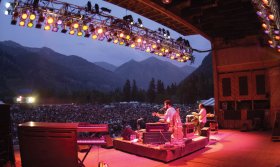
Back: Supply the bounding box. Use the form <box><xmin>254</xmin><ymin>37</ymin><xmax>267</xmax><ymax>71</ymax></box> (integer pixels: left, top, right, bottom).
<box><xmin>105</xmin><ymin>0</ymin><xmax>279</xmax><ymax>41</ymax></box>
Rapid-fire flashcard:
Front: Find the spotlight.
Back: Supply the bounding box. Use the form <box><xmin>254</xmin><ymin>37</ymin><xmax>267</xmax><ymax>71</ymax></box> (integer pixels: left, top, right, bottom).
<box><xmin>162</xmin><ymin>0</ymin><xmax>172</xmax><ymax>4</ymax></box>
<box><xmin>97</xmin><ymin>28</ymin><xmax>103</xmax><ymax>34</ymax></box>
<box><xmin>44</xmin><ymin>24</ymin><xmax>51</xmax><ymax>30</ymax></box>
<box><xmin>119</xmin><ymin>33</ymin><xmax>124</xmax><ymax>38</ymax></box>
<box><xmin>101</xmin><ymin>7</ymin><xmax>111</xmax><ymax>13</ymax></box>
<box><xmin>73</xmin><ymin>22</ymin><xmax>79</xmax><ymax>29</ymax></box>
<box><xmin>87</xmin><ymin>1</ymin><xmax>92</xmax><ymax>12</ymax></box>
<box><xmin>35</xmin><ymin>23</ymin><xmax>42</xmax><ymax>29</ymax></box>
<box><xmin>33</xmin><ymin>0</ymin><xmax>39</xmax><ymax>8</ymax></box>
<box><xmin>27</xmin><ymin>22</ymin><xmax>33</xmax><ymax>27</ymax></box>
<box><xmin>21</xmin><ymin>13</ymin><xmax>28</xmax><ymax>20</ymax></box>
<box><xmin>29</xmin><ymin>13</ymin><xmax>36</xmax><ymax>20</ymax></box>
<box><xmin>11</xmin><ymin>19</ymin><xmax>17</xmax><ymax>25</ymax></box>
<box><xmin>19</xmin><ymin>20</ymin><xmax>25</xmax><ymax>26</ymax></box>
<box><xmin>47</xmin><ymin>17</ymin><xmax>54</xmax><ymax>24</ymax></box>
<box><xmin>69</xmin><ymin>29</ymin><xmax>75</xmax><ymax>35</ymax></box>
<box><xmin>137</xmin><ymin>18</ymin><xmax>143</xmax><ymax>27</ymax></box>
<box><xmin>92</xmin><ymin>34</ymin><xmax>98</xmax><ymax>39</ymax></box>
<box><xmin>82</xmin><ymin>25</ymin><xmax>88</xmax><ymax>31</ymax></box>
<box><xmin>94</xmin><ymin>4</ymin><xmax>99</xmax><ymax>14</ymax></box>
<box><xmin>52</xmin><ymin>27</ymin><xmax>58</xmax><ymax>32</ymax></box>
<box><xmin>61</xmin><ymin>28</ymin><xmax>67</xmax><ymax>33</ymax></box>
<box><xmin>77</xmin><ymin>31</ymin><xmax>83</xmax><ymax>36</ymax></box>
<box><xmin>5</xmin><ymin>2</ymin><xmax>11</xmax><ymax>8</ymax></box>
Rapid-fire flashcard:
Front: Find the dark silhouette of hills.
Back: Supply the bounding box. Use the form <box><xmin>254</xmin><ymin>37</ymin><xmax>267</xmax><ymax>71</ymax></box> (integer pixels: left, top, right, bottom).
<box><xmin>114</xmin><ymin>57</ymin><xmax>196</xmax><ymax>89</ymax></box>
<box><xmin>95</xmin><ymin>62</ymin><xmax>117</xmax><ymax>72</ymax></box>
<box><xmin>177</xmin><ymin>52</ymin><xmax>213</xmax><ymax>103</ymax></box>
<box><xmin>0</xmin><ymin>41</ymin><xmax>124</xmax><ymax>96</ymax></box>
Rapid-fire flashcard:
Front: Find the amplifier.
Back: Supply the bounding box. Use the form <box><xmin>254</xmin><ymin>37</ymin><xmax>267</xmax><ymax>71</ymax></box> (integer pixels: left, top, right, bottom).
<box><xmin>146</xmin><ymin>123</ymin><xmax>169</xmax><ymax>132</ymax></box>
<box><xmin>143</xmin><ymin>131</ymin><xmax>171</xmax><ymax>144</ymax></box>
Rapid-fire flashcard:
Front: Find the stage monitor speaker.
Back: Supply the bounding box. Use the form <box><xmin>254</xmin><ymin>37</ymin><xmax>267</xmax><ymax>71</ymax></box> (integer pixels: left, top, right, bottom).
<box><xmin>0</xmin><ymin>104</ymin><xmax>15</xmax><ymax>166</ymax></box>
<box><xmin>121</xmin><ymin>127</ymin><xmax>137</xmax><ymax>140</ymax></box>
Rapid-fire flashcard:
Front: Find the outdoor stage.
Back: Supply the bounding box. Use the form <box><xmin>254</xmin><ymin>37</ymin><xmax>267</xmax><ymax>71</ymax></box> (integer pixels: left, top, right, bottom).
<box><xmin>12</xmin><ymin>129</ymin><xmax>280</xmax><ymax>167</ymax></box>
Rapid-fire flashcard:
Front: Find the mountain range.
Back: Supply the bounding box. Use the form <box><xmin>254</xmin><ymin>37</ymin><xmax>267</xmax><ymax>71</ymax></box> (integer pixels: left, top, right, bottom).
<box><xmin>0</xmin><ymin>41</ymin><xmax>196</xmax><ymax>96</ymax></box>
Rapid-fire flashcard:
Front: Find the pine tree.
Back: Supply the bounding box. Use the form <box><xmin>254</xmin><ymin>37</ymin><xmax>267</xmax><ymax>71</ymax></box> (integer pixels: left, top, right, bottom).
<box><xmin>147</xmin><ymin>78</ymin><xmax>156</xmax><ymax>103</ymax></box>
<box><xmin>123</xmin><ymin>80</ymin><xmax>131</xmax><ymax>101</ymax></box>
<box><xmin>131</xmin><ymin>80</ymin><xmax>138</xmax><ymax>101</ymax></box>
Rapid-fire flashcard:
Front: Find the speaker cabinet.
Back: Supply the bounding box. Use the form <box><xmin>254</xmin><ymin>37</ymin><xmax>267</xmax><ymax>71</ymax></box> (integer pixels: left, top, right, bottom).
<box><xmin>0</xmin><ymin>104</ymin><xmax>15</xmax><ymax>166</ymax></box>
<box><xmin>18</xmin><ymin>122</ymin><xmax>79</xmax><ymax>167</ymax></box>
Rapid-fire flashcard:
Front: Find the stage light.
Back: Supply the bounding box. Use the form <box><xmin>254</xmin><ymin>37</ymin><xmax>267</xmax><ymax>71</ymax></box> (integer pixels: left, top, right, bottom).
<box><xmin>113</xmin><ymin>39</ymin><xmax>118</xmax><ymax>44</ymax></box>
<box><xmin>126</xmin><ymin>35</ymin><xmax>130</xmax><ymax>40</ymax></box>
<box><xmin>136</xmin><ymin>38</ymin><xmax>142</xmax><ymax>43</ymax></box>
<box><xmin>11</xmin><ymin>19</ymin><xmax>17</xmax><ymax>25</ymax></box>
<box><xmin>138</xmin><ymin>18</ymin><xmax>143</xmax><ymax>27</ymax></box>
<box><xmin>87</xmin><ymin>1</ymin><xmax>92</xmax><ymax>12</ymax></box>
<box><xmin>101</xmin><ymin>7</ymin><xmax>111</xmax><ymax>13</ymax></box>
<box><xmin>6</xmin><ymin>0</ymin><xmax>194</xmax><ymax>63</ymax></box>
<box><xmin>268</xmin><ymin>14</ymin><xmax>274</xmax><ymax>20</ymax></box>
<box><xmin>82</xmin><ymin>25</ymin><xmax>88</xmax><ymax>31</ymax></box>
<box><xmin>162</xmin><ymin>0</ymin><xmax>172</xmax><ymax>4</ymax></box>
<box><xmin>21</xmin><ymin>13</ymin><xmax>28</xmax><ymax>20</ymax></box>
<box><xmin>77</xmin><ymin>31</ymin><xmax>83</xmax><ymax>36</ymax></box>
<box><xmin>119</xmin><ymin>41</ymin><xmax>124</xmax><ymax>45</ymax></box>
<box><xmin>52</xmin><ymin>27</ymin><xmax>58</xmax><ymax>32</ymax></box>
<box><xmin>130</xmin><ymin>43</ymin><xmax>135</xmax><ymax>48</ymax></box>
<box><xmin>38</xmin><ymin>14</ymin><xmax>45</xmax><ymax>22</ymax></box>
<box><xmin>5</xmin><ymin>2</ymin><xmax>11</xmax><ymax>8</ymax></box>
<box><xmin>73</xmin><ymin>22</ymin><xmax>79</xmax><ymax>29</ymax></box>
<box><xmin>47</xmin><ymin>17</ymin><xmax>54</xmax><ymax>24</ymax></box>
<box><xmin>4</xmin><ymin>10</ymin><xmax>9</xmax><ymax>15</ymax></box>
<box><xmin>262</xmin><ymin>0</ymin><xmax>268</xmax><ymax>5</ymax></box>
<box><xmin>44</xmin><ymin>24</ymin><xmax>50</xmax><ymax>30</ymax></box>
<box><xmin>29</xmin><ymin>13</ymin><xmax>36</xmax><ymax>20</ymax></box>
<box><xmin>119</xmin><ymin>33</ymin><xmax>124</xmax><ymax>38</ymax></box>
<box><xmin>97</xmin><ymin>28</ymin><xmax>103</xmax><ymax>34</ymax></box>
<box><xmin>69</xmin><ymin>29</ymin><xmax>75</xmax><ymax>35</ymax></box>
<box><xmin>268</xmin><ymin>40</ymin><xmax>273</xmax><ymax>44</ymax></box>
<box><xmin>61</xmin><ymin>28</ymin><xmax>67</xmax><ymax>33</ymax></box>
<box><xmin>275</xmin><ymin>36</ymin><xmax>280</xmax><ymax>40</ymax></box>
<box><xmin>94</xmin><ymin>4</ymin><xmax>99</xmax><ymax>14</ymax></box>
<box><xmin>27</xmin><ymin>22</ymin><xmax>33</xmax><ymax>27</ymax></box>
<box><xmin>35</xmin><ymin>23</ymin><xmax>42</xmax><ymax>29</ymax></box>
<box><xmin>145</xmin><ymin>47</ymin><xmax>151</xmax><ymax>52</ymax></box>
<box><xmin>92</xmin><ymin>34</ymin><xmax>98</xmax><ymax>39</ymax></box>
<box><xmin>19</xmin><ymin>20</ymin><xmax>25</xmax><ymax>26</ymax></box>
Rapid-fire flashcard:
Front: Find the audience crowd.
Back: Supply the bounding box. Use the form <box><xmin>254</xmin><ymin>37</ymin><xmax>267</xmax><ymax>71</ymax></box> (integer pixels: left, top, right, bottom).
<box><xmin>10</xmin><ymin>102</ymin><xmax>197</xmax><ymax>144</ymax></box>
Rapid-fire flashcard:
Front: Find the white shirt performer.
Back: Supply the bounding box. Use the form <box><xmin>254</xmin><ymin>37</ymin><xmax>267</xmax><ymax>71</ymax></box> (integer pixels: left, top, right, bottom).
<box><xmin>196</xmin><ymin>103</ymin><xmax>207</xmax><ymax>135</ymax></box>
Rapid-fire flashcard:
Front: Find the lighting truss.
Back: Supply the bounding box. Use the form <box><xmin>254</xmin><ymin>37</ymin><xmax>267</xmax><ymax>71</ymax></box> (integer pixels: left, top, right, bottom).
<box><xmin>252</xmin><ymin>0</ymin><xmax>280</xmax><ymax>52</ymax></box>
<box><xmin>5</xmin><ymin>0</ymin><xmax>194</xmax><ymax>62</ymax></box>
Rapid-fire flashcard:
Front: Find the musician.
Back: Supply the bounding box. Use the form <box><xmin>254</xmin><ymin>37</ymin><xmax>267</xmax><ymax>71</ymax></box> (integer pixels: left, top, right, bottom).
<box><xmin>195</xmin><ymin>103</ymin><xmax>207</xmax><ymax>135</ymax></box>
<box><xmin>153</xmin><ymin>99</ymin><xmax>183</xmax><ymax>140</ymax></box>
<box><xmin>153</xmin><ymin>99</ymin><xmax>176</xmax><ymax>124</ymax></box>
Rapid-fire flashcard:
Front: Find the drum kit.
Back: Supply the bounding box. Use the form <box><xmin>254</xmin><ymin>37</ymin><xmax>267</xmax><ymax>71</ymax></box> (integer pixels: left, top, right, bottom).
<box><xmin>186</xmin><ymin>112</ymin><xmax>199</xmax><ymax>126</ymax></box>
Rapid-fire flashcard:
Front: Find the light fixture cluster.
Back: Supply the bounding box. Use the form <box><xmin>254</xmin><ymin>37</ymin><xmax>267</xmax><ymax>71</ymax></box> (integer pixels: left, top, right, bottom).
<box><xmin>252</xmin><ymin>0</ymin><xmax>280</xmax><ymax>52</ymax></box>
<box><xmin>4</xmin><ymin>0</ymin><xmax>194</xmax><ymax>62</ymax></box>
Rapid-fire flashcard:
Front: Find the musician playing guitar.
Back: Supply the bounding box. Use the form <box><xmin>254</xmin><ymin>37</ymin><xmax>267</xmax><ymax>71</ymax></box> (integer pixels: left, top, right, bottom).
<box><xmin>192</xmin><ymin>103</ymin><xmax>207</xmax><ymax>135</ymax></box>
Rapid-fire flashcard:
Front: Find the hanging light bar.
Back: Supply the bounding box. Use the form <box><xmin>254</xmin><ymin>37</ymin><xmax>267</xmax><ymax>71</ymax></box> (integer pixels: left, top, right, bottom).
<box><xmin>5</xmin><ymin>0</ymin><xmax>194</xmax><ymax>62</ymax></box>
<box><xmin>252</xmin><ymin>0</ymin><xmax>280</xmax><ymax>52</ymax></box>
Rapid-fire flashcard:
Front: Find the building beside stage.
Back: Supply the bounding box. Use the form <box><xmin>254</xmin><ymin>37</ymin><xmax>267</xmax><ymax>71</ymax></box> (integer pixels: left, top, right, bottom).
<box><xmin>212</xmin><ymin>36</ymin><xmax>280</xmax><ymax>130</ymax></box>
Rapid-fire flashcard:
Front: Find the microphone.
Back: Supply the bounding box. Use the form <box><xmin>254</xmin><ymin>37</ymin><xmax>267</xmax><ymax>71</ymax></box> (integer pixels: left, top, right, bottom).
<box><xmin>159</xmin><ymin>107</ymin><xmax>166</xmax><ymax>112</ymax></box>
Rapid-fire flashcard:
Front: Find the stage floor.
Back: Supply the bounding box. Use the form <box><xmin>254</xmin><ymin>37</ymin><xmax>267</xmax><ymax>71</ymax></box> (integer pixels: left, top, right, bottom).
<box><xmin>11</xmin><ymin>129</ymin><xmax>280</xmax><ymax>167</ymax></box>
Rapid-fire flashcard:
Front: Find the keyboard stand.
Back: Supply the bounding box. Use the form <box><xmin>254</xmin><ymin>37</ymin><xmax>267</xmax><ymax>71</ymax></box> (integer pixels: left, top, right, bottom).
<box><xmin>78</xmin><ymin>144</ymin><xmax>94</xmax><ymax>167</ymax></box>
